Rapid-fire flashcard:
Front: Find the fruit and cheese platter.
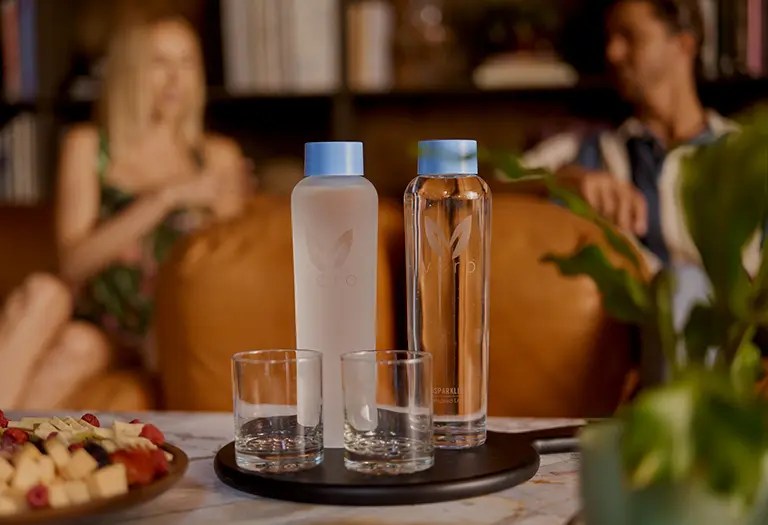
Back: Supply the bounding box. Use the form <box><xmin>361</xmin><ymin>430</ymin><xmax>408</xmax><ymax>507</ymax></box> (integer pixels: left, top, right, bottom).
<box><xmin>0</xmin><ymin>410</ymin><xmax>188</xmax><ymax>524</ymax></box>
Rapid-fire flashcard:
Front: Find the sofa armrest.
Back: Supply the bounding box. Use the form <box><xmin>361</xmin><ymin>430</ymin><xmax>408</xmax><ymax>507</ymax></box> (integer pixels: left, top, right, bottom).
<box><xmin>61</xmin><ymin>369</ymin><xmax>154</xmax><ymax>412</ymax></box>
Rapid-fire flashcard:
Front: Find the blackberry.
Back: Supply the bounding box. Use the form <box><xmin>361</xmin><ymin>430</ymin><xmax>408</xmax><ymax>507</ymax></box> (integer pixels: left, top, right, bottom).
<box><xmin>29</xmin><ymin>435</ymin><xmax>46</xmax><ymax>454</ymax></box>
<box><xmin>84</xmin><ymin>441</ymin><xmax>111</xmax><ymax>468</ymax></box>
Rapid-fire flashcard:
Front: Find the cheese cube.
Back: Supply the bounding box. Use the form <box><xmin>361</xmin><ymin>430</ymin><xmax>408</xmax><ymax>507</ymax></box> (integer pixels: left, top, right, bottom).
<box><xmin>11</xmin><ymin>457</ymin><xmax>40</xmax><ymax>491</ymax></box>
<box><xmin>114</xmin><ymin>421</ymin><xmax>143</xmax><ymax>439</ymax></box>
<box><xmin>0</xmin><ymin>458</ymin><xmax>13</xmax><ymax>485</ymax></box>
<box><xmin>100</xmin><ymin>440</ymin><xmax>118</xmax><ymax>454</ymax></box>
<box><xmin>63</xmin><ymin>480</ymin><xmax>90</xmax><ymax>505</ymax></box>
<box><xmin>12</xmin><ymin>443</ymin><xmax>42</xmax><ymax>466</ymax></box>
<box><xmin>87</xmin><ymin>464</ymin><xmax>128</xmax><ymax>499</ymax></box>
<box><xmin>0</xmin><ymin>494</ymin><xmax>22</xmax><ymax>515</ymax></box>
<box><xmin>37</xmin><ymin>456</ymin><xmax>55</xmax><ymax>485</ymax></box>
<box><xmin>34</xmin><ymin>422</ymin><xmax>58</xmax><ymax>441</ymax></box>
<box><xmin>61</xmin><ymin>449</ymin><xmax>98</xmax><ymax>480</ymax></box>
<box><xmin>47</xmin><ymin>484</ymin><xmax>70</xmax><ymax>509</ymax></box>
<box><xmin>43</xmin><ymin>438</ymin><xmax>70</xmax><ymax>470</ymax></box>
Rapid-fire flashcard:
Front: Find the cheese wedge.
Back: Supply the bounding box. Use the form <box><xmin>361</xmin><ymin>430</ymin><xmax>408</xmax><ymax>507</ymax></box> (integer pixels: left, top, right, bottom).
<box><xmin>0</xmin><ymin>458</ymin><xmax>13</xmax><ymax>485</ymax></box>
<box><xmin>37</xmin><ymin>456</ymin><xmax>56</xmax><ymax>485</ymax></box>
<box><xmin>34</xmin><ymin>422</ymin><xmax>58</xmax><ymax>441</ymax></box>
<box><xmin>113</xmin><ymin>421</ymin><xmax>143</xmax><ymax>439</ymax></box>
<box><xmin>20</xmin><ymin>417</ymin><xmax>49</xmax><ymax>426</ymax></box>
<box><xmin>11</xmin><ymin>456</ymin><xmax>40</xmax><ymax>491</ymax></box>
<box><xmin>7</xmin><ymin>420</ymin><xmax>34</xmax><ymax>431</ymax></box>
<box><xmin>47</xmin><ymin>483</ymin><xmax>70</xmax><ymax>509</ymax></box>
<box><xmin>87</xmin><ymin>464</ymin><xmax>128</xmax><ymax>499</ymax></box>
<box><xmin>62</xmin><ymin>480</ymin><xmax>90</xmax><ymax>505</ymax></box>
<box><xmin>117</xmin><ymin>436</ymin><xmax>157</xmax><ymax>451</ymax></box>
<box><xmin>60</xmin><ymin>449</ymin><xmax>97</xmax><ymax>481</ymax></box>
<box><xmin>83</xmin><ymin>423</ymin><xmax>114</xmax><ymax>440</ymax></box>
<box><xmin>43</xmin><ymin>438</ymin><xmax>70</xmax><ymax>470</ymax></box>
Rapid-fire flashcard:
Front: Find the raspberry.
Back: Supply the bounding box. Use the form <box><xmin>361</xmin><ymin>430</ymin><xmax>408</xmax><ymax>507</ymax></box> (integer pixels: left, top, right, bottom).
<box><xmin>46</xmin><ymin>432</ymin><xmax>58</xmax><ymax>440</ymax></box>
<box><xmin>0</xmin><ymin>410</ymin><xmax>7</xmax><ymax>428</ymax></box>
<box><xmin>3</xmin><ymin>428</ymin><xmax>28</xmax><ymax>445</ymax></box>
<box><xmin>26</xmin><ymin>485</ymin><xmax>49</xmax><ymax>509</ymax></box>
<box><xmin>129</xmin><ymin>419</ymin><xmax>142</xmax><ymax>424</ymax></box>
<box><xmin>139</xmin><ymin>424</ymin><xmax>165</xmax><ymax>445</ymax></box>
<box><xmin>68</xmin><ymin>443</ymin><xmax>84</xmax><ymax>452</ymax></box>
<box><xmin>81</xmin><ymin>413</ymin><xmax>100</xmax><ymax>427</ymax></box>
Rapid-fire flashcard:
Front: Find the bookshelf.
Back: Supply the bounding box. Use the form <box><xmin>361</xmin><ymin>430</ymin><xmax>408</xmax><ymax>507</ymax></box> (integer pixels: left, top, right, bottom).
<box><xmin>1</xmin><ymin>0</ymin><xmax>767</xmax><ymax>202</ymax></box>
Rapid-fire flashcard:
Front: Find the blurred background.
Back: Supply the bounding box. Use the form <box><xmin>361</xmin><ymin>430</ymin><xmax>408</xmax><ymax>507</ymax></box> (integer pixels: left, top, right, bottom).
<box><xmin>0</xmin><ymin>0</ymin><xmax>766</xmax><ymax>202</ymax></box>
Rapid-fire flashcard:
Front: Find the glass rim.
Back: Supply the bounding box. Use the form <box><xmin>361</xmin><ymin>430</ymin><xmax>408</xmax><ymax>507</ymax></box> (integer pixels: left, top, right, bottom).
<box><xmin>341</xmin><ymin>350</ymin><xmax>431</xmax><ymax>365</ymax></box>
<box><xmin>232</xmin><ymin>349</ymin><xmax>321</xmax><ymax>364</ymax></box>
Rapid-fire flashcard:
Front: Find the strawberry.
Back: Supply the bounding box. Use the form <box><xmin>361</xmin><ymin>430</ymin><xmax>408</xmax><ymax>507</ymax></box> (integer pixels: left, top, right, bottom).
<box><xmin>129</xmin><ymin>418</ymin><xmax>142</xmax><ymax>424</ymax></box>
<box><xmin>68</xmin><ymin>443</ymin><xmax>84</xmax><ymax>453</ymax></box>
<box><xmin>139</xmin><ymin>424</ymin><xmax>165</xmax><ymax>445</ymax></box>
<box><xmin>111</xmin><ymin>450</ymin><xmax>154</xmax><ymax>486</ymax></box>
<box><xmin>81</xmin><ymin>413</ymin><xmax>100</xmax><ymax>427</ymax></box>
<box><xmin>0</xmin><ymin>410</ymin><xmax>7</xmax><ymax>429</ymax></box>
<box><xmin>150</xmin><ymin>448</ymin><xmax>169</xmax><ymax>477</ymax></box>
<box><xmin>26</xmin><ymin>485</ymin><xmax>49</xmax><ymax>509</ymax></box>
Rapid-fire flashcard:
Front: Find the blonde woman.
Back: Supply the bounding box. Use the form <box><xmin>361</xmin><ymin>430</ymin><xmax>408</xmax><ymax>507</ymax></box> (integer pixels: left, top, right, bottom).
<box><xmin>0</xmin><ymin>15</ymin><xmax>247</xmax><ymax>408</ymax></box>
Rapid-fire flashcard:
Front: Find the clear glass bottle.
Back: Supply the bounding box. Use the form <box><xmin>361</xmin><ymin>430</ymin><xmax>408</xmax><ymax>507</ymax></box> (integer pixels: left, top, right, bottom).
<box><xmin>404</xmin><ymin>139</ymin><xmax>491</xmax><ymax>449</ymax></box>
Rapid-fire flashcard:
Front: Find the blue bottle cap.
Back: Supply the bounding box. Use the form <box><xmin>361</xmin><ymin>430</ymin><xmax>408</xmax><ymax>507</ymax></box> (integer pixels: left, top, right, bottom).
<box><xmin>305</xmin><ymin>142</ymin><xmax>364</xmax><ymax>177</ymax></box>
<box><xmin>417</xmin><ymin>139</ymin><xmax>478</xmax><ymax>176</ymax></box>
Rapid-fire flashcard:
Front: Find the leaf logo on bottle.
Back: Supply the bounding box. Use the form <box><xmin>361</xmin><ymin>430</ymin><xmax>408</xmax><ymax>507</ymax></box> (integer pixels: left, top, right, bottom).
<box><xmin>425</xmin><ymin>216</ymin><xmax>472</xmax><ymax>259</ymax></box>
<box><xmin>306</xmin><ymin>228</ymin><xmax>357</xmax><ymax>287</ymax></box>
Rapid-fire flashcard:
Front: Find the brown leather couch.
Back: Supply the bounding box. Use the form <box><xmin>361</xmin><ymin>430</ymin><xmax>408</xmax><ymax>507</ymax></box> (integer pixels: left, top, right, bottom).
<box><xmin>1</xmin><ymin>194</ymin><xmax>638</xmax><ymax>416</ymax></box>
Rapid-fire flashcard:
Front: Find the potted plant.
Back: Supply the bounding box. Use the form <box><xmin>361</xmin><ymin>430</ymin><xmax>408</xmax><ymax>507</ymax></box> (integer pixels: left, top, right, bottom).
<box><xmin>493</xmin><ymin>108</ymin><xmax>768</xmax><ymax>525</ymax></box>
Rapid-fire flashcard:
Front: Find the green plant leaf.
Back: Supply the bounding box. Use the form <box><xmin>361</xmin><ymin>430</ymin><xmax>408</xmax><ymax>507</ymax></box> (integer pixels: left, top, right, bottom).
<box><xmin>621</xmin><ymin>382</ymin><xmax>695</xmax><ymax>487</ymax></box>
<box><xmin>543</xmin><ymin>244</ymin><xmax>649</xmax><ymax>323</ymax></box>
<box><xmin>691</xmin><ymin>380</ymin><xmax>768</xmax><ymax>502</ymax></box>
<box><xmin>680</xmin><ymin>120</ymin><xmax>768</xmax><ymax>319</ymax></box>
<box><xmin>731</xmin><ymin>340</ymin><xmax>763</xmax><ymax>398</ymax></box>
<box><xmin>650</xmin><ymin>270</ymin><xmax>678</xmax><ymax>373</ymax></box>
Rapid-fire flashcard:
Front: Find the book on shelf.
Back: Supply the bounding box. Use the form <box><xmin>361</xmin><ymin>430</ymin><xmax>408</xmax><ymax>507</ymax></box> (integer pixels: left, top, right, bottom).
<box><xmin>709</xmin><ymin>0</ymin><xmax>767</xmax><ymax>78</ymax></box>
<box><xmin>0</xmin><ymin>112</ymin><xmax>39</xmax><ymax>204</ymax></box>
<box><xmin>221</xmin><ymin>0</ymin><xmax>340</xmax><ymax>94</ymax></box>
<box><xmin>1</xmin><ymin>0</ymin><xmax>37</xmax><ymax>101</ymax></box>
<box><xmin>347</xmin><ymin>0</ymin><xmax>395</xmax><ymax>93</ymax></box>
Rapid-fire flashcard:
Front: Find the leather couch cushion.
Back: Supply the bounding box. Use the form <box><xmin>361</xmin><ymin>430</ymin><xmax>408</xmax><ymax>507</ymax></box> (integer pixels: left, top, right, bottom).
<box><xmin>155</xmin><ymin>194</ymin><xmax>401</xmax><ymax>411</ymax></box>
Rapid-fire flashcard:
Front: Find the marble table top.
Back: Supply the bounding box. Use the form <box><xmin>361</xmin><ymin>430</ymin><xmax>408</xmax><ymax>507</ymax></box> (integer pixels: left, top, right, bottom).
<box><xmin>12</xmin><ymin>412</ymin><xmax>583</xmax><ymax>525</ymax></box>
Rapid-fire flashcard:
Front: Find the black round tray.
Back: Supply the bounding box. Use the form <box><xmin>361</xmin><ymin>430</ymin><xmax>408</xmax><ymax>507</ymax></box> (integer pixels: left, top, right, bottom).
<box><xmin>214</xmin><ymin>427</ymin><xmax>579</xmax><ymax>506</ymax></box>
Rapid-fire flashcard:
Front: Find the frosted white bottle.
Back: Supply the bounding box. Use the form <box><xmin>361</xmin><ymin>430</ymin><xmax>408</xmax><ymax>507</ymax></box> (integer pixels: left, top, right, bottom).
<box><xmin>292</xmin><ymin>142</ymin><xmax>378</xmax><ymax>448</ymax></box>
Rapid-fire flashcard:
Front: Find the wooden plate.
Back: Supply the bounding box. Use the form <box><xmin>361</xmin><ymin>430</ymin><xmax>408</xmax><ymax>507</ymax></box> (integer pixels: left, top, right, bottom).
<box><xmin>0</xmin><ymin>443</ymin><xmax>188</xmax><ymax>525</ymax></box>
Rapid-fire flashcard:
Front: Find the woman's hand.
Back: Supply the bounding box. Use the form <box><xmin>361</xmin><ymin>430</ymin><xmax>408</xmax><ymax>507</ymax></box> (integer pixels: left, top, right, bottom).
<box><xmin>160</xmin><ymin>173</ymin><xmax>223</xmax><ymax>210</ymax></box>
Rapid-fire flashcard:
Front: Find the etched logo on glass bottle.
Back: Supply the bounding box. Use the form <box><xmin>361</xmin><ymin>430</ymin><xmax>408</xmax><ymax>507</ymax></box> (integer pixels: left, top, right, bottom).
<box><xmin>306</xmin><ymin>228</ymin><xmax>357</xmax><ymax>287</ymax></box>
<box><xmin>424</xmin><ymin>216</ymin><xmax>475</xmax><ymax>273</ymax></box>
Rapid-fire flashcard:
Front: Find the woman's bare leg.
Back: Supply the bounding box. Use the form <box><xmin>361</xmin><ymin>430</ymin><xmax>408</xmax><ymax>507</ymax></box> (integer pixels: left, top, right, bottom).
<box><xmin>18</xmin><ymin>321</ymin><xmax>111</xmax><ymax>410</ymax></box>
<box><xmin>0</xmin><ymin>274</ymin><xmax>72</xmax><ymax>406</ymax></box>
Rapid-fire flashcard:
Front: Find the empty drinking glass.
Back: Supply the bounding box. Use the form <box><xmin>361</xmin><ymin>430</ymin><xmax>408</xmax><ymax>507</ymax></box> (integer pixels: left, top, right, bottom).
<box><xmin>232</xmin><ymin>350</ymin><xmax>323</xmax><ymax>473</ymax></box>
<box><xmin>341</xmin><ymin>350</ymin><xmax>434</xmax><ymax>475</ymax></box>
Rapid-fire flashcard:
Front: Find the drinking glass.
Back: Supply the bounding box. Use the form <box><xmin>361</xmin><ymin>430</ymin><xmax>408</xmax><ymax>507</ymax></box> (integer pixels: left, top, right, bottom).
<box><xmin>341</xmin><ymin>350</ymin><xmax>434</xmax><ymax>475</ymax></box>
<box><xmin>232</xmin><ymin>350</ymin><xmax>323</xmax><ymax>473</ymax></box>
